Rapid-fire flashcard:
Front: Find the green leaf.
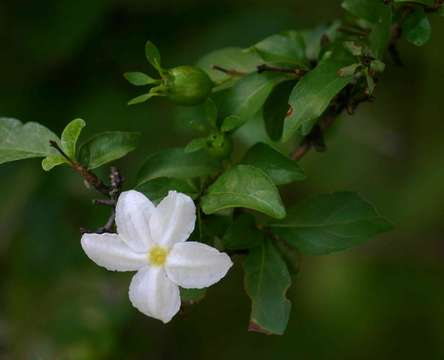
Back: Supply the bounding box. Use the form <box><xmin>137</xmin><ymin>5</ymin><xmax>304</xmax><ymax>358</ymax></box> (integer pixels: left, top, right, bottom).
<box><xmin>342</xmin><ymin>0</ymin><xmax>392</xmax><ymax>58</ymax></box>
<box><xmin>220</xmin><ymin>72</ymin><xmax>289</xmax><ymax>127</ymax></box>
<box><xmin>223</xmin><ymin>213</ymin><xmax>264</xmax><ymax>250</ymax></box>
<box><xmin>41</xmin><ymin>155</ymin><xmax>66</xmax><ymax>171</ymax></box>
<box><xmin>244</xmin><ymin>239</ymin><xmax>291</xmax><ymax>335</ymax></box>
<box><xmin>251</xmin><ymin>31</ymin><xmax>308</xmax><ymax>67</ymax></box>
<box><xmin>180</xmin><ymin>288</ymin><xmax>207</xmax><ymax>304</ymax></box>
<box><xmin>342</xmin><ymin>0</ymin><xmax>388</xmax><ymax>23</ymax></box>
<box><xmin>283</xmin><ymin>49</ymin><xmax>355</xmax><ymax>140</ymax></box>
<box><xmin>241</xmin><ymin>143</ymin><xmax>305</xmax><ymax>185</ymax></box>
<box><xmin>136</xmin><ymin>177</ymin><xmax>199</xmax><ymax>204</ymax></box>
<box><xmin>0</xmin><ymin>118</ymin><xmax>60</xmax><ymax>165</ymax></box>
<box><xmin>220</xmin><ymin>115</ymin><xmax>242</xmax><ymax>133</ymax></box>
<box><xmin>263</xmin><ymin>81</ymin><xmax>294</xmax><ymax>141</ymax></box>
<box><xmin>42</xmin><ymin>118</ymin><xmax>86</xmax><ymax>171</ymax></box>
<box><xmin>402</xmin><ymin>8</ymin><xmax>432</xmax><ymax>47</ymax></box>
<box><xmin>137</xmin><ymin>148</ymin><xmax>219</xmax><ymax>185</ymax></box>
<box><xmin>201</xmin><ymin>165</ymin><xmax>286</xmax><ymax>219</ymax></box>
<box><xmin>128</xmin><ymin>93</ymin><xmax>155</xmax><ymax>105</ymax></box>
<box><xmin>368</xmin><ymin>5</ymin><xmax>392</xmax><ymax>58</ymax></box>
<box><xmin>184</xmin><ymin>137</ymin><xmax>208</xmax><ymax>153</ymax></box>
<box><xmin>79</xmin><ymin>131</ymin><xmax>140</xmax><ymax>170</ymax></box>
<box><xmin>269</xmin><ymin>192</ymin><xmax>393</xmax><ymax>255</ymax></box>
<box><xmin>124</xmin><ymin>72</ymin><xmax>157</xmax><ymax>86</ymax></box>
<box><xmin>61</xmin><ymin>118</ymin><xmax>85</xmax><ymax>159</ymax></box>
<box><xmin>197</xmin><ymin>47</ymin><xmax>261</xmax><ymax>83</ymax></box>
<box><xmin>145</xmin><ymin>41</ymin><xmax>162</xmax><ymax>71</ymax></box>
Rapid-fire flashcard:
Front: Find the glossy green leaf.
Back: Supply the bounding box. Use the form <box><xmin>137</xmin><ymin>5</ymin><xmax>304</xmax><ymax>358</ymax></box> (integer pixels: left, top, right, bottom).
<box><xmin>0</xmin><ymin>118</ymin><xmax>60</xmax><ymax>165</ymax></box>
<box><xmin>137</xmin><ymin>148</ymin><xmax>219</xmax><ymax>185</ymax></box>
<box><xmin>402</xmin><ymin>8</ymin><xmax>432</xmax><ymax>47</ymax></box>
<box><xmin>79</xmin><ymin>131</ymin><xmax>140</xmax><ymax>170</ymax></box>
<box><xmin>124</xmin><ymin>72</ymin><xmax>157</xmax><ymax>86</ymax></box>
<box><xmin>136</xmin><ymin>177</ymin><xmax>199</xmax><ymax>204</ymax></box>
<box><xmin>223</xmin><ymin>213</ymin><xmax>264</xmax><ymax>250</ymax></box>
<box><xmin>61</xmin><ymin>118</ymin><xmax>85</xmax><ymax>159</ymax></box>
<box><xmin>197</xmin><ymin>47</ymin><xmax>261</xmax><ymax>83</ymax></box>
<box><xmin>42</xmin><ymin>118</ymin><xmax>86</xmax><ymax>171</ymax></box>
<box><xmin>128</xmin><ymin>93</ymin><xmax>155</xmax><ymax>105</ymax></box>
<box><xmin>184</xmin><ymin>137</ymin><xmax>208</xmax><ymax>153</ymax></box>
<box><xmin>145</xmin><ymin>41</ymin><xmax>162</xmax><ymax>71</ymax></box>
<box><xmin>269</xmin><ymin>192</ymin><xmax>393</xmax><ymax>255</ymax></box>
<box><xmin>201</xmin><ymin>165</ymin><xmax>286</xmax><ymax>219</ymax></box>
<box><xmin>220</xmin><ymin>72</ymin><xmax>289</xmax><ymax>127</ymax></box>
<box><xmin>244</xmin><ymin>239</ymin><xmax>291</xmax><ymax>335</ymax></box>
<box><xmin>252</xmin><ymin>31</ymin><xmax>308</xmax><ymax>66</ymax></box>
<box><xmin>283</xmin><ymin>49</ymin><xmax>355</xmax><ymax>140</ymax></box>
<box><xmin>263</xmin><ymin>81</ymin><xmax>294</xmax><ymax>141</ymax></box>
<box><xmin>241</xmin><ymin>143</ymin><xmax>305</xmax><ymax>185</ymax></box>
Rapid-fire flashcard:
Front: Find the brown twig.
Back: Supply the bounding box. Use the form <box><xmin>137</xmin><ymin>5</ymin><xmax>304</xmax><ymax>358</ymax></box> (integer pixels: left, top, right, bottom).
<box><xmin>256</xmin><ymin>64</ymin><xmax>307</xmax><ymax>77</ymax></box>
<box><xmin>212</xmin><ymin>65</ymin><xmax>246</xmax><ymax>76</ymax></box>
<box><xmin>49</xmin><ymin>141</ymin><xmax>122</xmax><ymax>234</ymax></box>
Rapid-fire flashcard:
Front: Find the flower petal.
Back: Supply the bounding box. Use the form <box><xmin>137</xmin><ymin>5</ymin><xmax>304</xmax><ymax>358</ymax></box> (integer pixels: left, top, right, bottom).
<box><xmin>115</xmin><ymin>190</ymin><xmax>156</xmax><ymax>252</ymax></box>
<box><xmin>165</xmin><ymin>242</ymin><xmax>233</xmax><ymax>289</ymax></box>
<box><xmin>128</xmin><ymin>267</ymin><xmax>181</xmax><ymax>323</ymax></box>
<box><xmin>150</xmin><ymin>191</ymin><xmax>196</xmax><ymax>248</ymax></box>
<box><xmin>81</xmin><ymin>233</ymin><xmax>147</xmax><ymax>271</ymax></box>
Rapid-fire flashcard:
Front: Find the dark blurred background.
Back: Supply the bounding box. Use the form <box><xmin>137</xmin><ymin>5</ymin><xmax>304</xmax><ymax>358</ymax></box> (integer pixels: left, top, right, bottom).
<box><xmin>1</xmin><ymin>0</ymin><xmax>444</xmax><ymax>359</ymax></box>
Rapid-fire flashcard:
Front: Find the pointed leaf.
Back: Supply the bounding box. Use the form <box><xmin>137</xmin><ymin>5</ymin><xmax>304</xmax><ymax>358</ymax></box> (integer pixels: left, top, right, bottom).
<box><xmin>244</xmin><ymin>239</ymin><xmax>291</xmax><ymax>335</ymax></box>
<box><xmin>269</xmin><ymin>192</ymin><xmax>393</xmax><ymax>255</ymax></box>
<box><xmin>79</xmin><ymin>131</ymin><xmax>140</xmax><ymax>170</ymax></box>
<box><xmin>124</xmin><ymin>72</ymin><xmax>157</xmax><ymax>86</ymax></box>
<box><xmin>0</xmin><ymin>118</ymin><xmax>60</xmax><ymax>165</ymax></box>
<box><xmin>241</xmin><ymin>143</ymin><xmax>305</xmax><ymax>185</ymax></box>
<box><xmin>283</xmin><ymin>49</ymin><xmax>355</xmax><ymax>140</ymax></box>
<box><xmin>128</xmin><ymin>93</ymin><xmax>154</xmax><ymax>105</ymax></box>
<box><xmin>263</xmin><ymin>81</ymin><xmax>294</xmax><ymax>141</ymax></box>
<box><xmin>145</xmin><ymin>41</ymin><xmax>162</xmax><ymax>71</ymax></box>
<box><xmin>201</xmin><ymin>165</ymin><xmax>286</xmax><ymax>219</ymax></box>
<box><xmin>252</xmin><ymin>31</ymin><xmax>308</xmax><ymax>67</ymax></box>
<box><xmin>220</xmin><ymin>72</ymin><xmax>289</xmax><ymax>127</ymax></box>
<box><xmin>137</xmin><ymin>148</ymin><xmax>219</xmax><ymax>185</ymax></box>
<box><xmin>184</xmin><ymin>137</ymin><xmax>208</xmax><ymax>153</ymax></box>
<box><xmin>220</xmin><ymin>115</ymin><xmax>243</xmax><ymax>133</ymax></box>
<box><xmin>61</xmin><ymin>118</ymin><xmax>85</xmax><ymax>159</ymax></box>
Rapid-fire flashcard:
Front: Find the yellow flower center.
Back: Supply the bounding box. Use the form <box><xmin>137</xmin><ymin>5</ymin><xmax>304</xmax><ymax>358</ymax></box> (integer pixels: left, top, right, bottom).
<box><xmin>148</xmin><ymin>246</ymin><xmax>168</xmax><ymax>266</ymax></box>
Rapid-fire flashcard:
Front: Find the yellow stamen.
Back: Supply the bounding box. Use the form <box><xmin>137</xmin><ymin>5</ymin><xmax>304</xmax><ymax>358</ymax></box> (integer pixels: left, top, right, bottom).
<box><xmin>148</xmin><ymin>246</ymin><xmax>168</xmax><ymax>266</ymax></box>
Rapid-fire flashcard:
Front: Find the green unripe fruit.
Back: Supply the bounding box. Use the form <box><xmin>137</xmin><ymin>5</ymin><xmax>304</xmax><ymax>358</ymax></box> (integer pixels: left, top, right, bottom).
<box><xmin>207</xmin><ymin>133</ymin><xmax>233</xmax><ymax>159</ymax></box>
<box><xmin>164</xmin><ymin>66</ymin><xmax>213</xmax><ymax>106</ymax></box>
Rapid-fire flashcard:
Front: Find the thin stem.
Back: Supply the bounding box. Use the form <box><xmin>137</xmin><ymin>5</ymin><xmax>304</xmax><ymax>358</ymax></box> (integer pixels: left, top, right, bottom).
<box><xmin>49</xmin><ymin>141</ymin><xmax>110</xmax><ymax>196</ymax></box>
<box><xmin>256</xmin><ymin>64</ymin><xmax>306</xmax><ymax>77</ymax></box>
<box><xmin>212</xmin><ymin>65</ymin><xmax>246</xmax><ymax>76</ymax></box>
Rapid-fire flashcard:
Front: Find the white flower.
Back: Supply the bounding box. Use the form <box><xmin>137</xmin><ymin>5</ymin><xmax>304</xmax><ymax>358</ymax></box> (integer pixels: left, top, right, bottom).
<box><xmin>81</xmin><ymin>190</ymin><xmax>233</xmax><ymax>323</ymax></box>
